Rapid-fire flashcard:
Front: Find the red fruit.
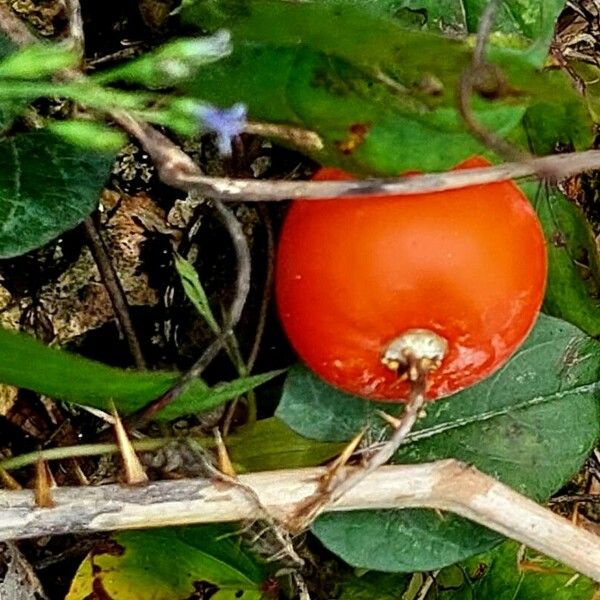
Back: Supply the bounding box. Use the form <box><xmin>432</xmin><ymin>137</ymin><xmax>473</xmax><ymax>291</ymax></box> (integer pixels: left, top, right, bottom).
<box><xmin>275</xmin><ymin>157</ymin><xmax>547</xmax><ymax>402</ymax></box>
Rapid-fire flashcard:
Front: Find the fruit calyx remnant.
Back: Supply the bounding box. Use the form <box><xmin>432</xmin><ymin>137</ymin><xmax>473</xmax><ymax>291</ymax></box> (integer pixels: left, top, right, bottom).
<box><xmin>381</xmin><ymin>329</ymin><xmax>448</xmax><ymax>382</ymax></box>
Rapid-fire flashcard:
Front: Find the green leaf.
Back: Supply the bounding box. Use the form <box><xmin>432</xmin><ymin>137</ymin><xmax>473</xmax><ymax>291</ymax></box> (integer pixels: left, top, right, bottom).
<box><xmin>0</xmin><ymin>326</ymin><xmax>282</xmax><ymax>419</ymax></box>
<box><xmin>93</xmin><ymin>31</ymin><xmax>232</xmax><ymax>87</ymax></box>
<box><xmin>0</xmin><ymin>43</ymin><xmax>78</xmax><ymax>79</ymax></box>
<box><xmin>47</xmin><ymin>120</ymin><xmax>127</xmax><ymax>153</ymax></box>
<box><xmin>287</xmin><ymin>0</ymin><xmax>565</xmax><ymax>66</ymax></box>
<box><xmin>182</xmin><ymin>0</ymin><xmax>563</xmax><ymax>65</ymax></box>
<box><xmin>530</xmin><ymin>184</ymin><xmax>600</xmax><ymax>336</ymax></box>
<box><xmin>175</xmin><ymin>253</ymin><xmax>220</xmax><ymax>333</ymax></box>
<box><xmin>517</xmin><ymin>96</ymin><xmax>593</xmax><ymax>156</ymax></box>
<box><xmin>337</xmin><ymin>570</ymin><xmax>412</xmax><ymax>600</ymax></box>
<box><xmin>227</xmin><ymin>417</ymin><xmax>344</xmax><ymax>473</ymax></box>
<box><xmin>314</xmin><ymin>511</ymin><xmax>501</xmax><ymax>575</ymax></box>
<box><xmin>0</xmin><ymin>131</ymin><xmax>116</xmax><ymax>258</ymax></box>
<box><xmin>181</xmin><ymin>1</ymin><xmax>589</xmax><ymax>174</ymax></box>
<box><xmin>462</xmin><ymin>0</ymin><xmax>566</xmax><ymax>65</ymax></box>
<box><xmin>0</xmin><ymin>32</ymin><xmax>24</xmax><ymax>131</ymax></box>
<box><xmin>571</xmin><ymin>62</ymin><xmax>600</xmax><ymax>123</ymax></box>
<box><xmin>0</xmin><ymin>33</ymin><xmax>16</xmax><ymax>71</ymax></box>
<box><xmin>277</xmin><ymin>315</ymin><xmax>600</xmax><ymax>571</ymax></box>
<box><xmin>66</xmin><ymin>526</ymin><xmax>268</xmax><ymax>600</ymax></box>
<box><xmin>436</xmin><ymin>540</ymin><xmax>597</xmax><ymax>599</ymax></box>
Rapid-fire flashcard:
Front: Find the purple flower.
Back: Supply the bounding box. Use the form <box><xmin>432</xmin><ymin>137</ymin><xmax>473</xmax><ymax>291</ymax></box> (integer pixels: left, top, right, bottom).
<box><xmin>194</xmin><ymin>102</ymin><xmax>247</xmax><ymax>155</ymax></box>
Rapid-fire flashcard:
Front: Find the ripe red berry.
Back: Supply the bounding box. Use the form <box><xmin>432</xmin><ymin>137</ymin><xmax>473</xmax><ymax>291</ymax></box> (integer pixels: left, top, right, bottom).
<box><xmin>275</xmin><ymin>157</ymin><xmax>547</xmax><ymax>402</ymax></box>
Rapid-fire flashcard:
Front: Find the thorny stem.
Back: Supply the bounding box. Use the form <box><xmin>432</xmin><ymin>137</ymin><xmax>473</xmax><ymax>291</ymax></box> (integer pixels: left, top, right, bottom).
<box><xmin>185</xmin><ymin>439</ymin><xmax>304</xmax><ymax>567</ymax></box>
<box><xmin>287</xmin><ymin>376</ymin><xmax>428</xmax><ymax>531</ymax></box>
<box><xmin>331</xmin><ymin>376</ymin><xmax>427</xmax><ymax>499</ymax></box>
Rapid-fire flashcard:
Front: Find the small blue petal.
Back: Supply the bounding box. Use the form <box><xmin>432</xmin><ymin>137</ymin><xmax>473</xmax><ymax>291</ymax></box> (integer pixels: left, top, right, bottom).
<box><xmin>195</xmin><ymin>102</ymin><xmax>247</xmax><ymax>155</ymax></box>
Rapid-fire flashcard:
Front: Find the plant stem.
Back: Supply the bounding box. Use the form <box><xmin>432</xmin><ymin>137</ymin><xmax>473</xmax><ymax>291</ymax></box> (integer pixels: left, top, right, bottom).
<box><xmin>1</xmin><ymin>462</ymin><xmax>600</xmax><ymax>582</ymax></box>
<box><xmin>0</xmin><ymin>79</ymin><xmax>156</xmax><ymax>112</ymax></box>
<box><xmin>0</xmin><ymin>437</ymin><xmax>201</xmax><ymax>471</ymax></box>
<box><xmin>83</xmin><ymin>217</ymin><xmax>146</xmax><ymax>369</ymax></box>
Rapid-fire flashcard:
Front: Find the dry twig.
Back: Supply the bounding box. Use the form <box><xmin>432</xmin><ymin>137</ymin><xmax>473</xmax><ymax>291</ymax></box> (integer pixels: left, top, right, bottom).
<box><xmin>0</xmin><ymin>462</ymin><xmax>600</xmax><ymax>580</ymax></box>
<box><xmin>288</xmin><ymin>377</ymin><xmax>428</xmax><ymax>530</ymax></box>
<box><xmin>82</xmin><ymin>218</ymin><xmax>147</xmax><ymax>369</ymax></box>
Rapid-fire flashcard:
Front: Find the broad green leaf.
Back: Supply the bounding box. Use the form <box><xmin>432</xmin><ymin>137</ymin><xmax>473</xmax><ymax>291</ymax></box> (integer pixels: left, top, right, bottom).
<box><xmin>67</xmin><ymin>526</ymin><xmax>268</xmax><ymax>600</ymax></box>
<box><xmin>530</xmin><ymin>184</ymin><xmax>600</xmax><ymax>336</ymax></box>
<box><xmin>314</xmin><ymin>511</ymin><xmax>501</xmax><ymax>575</ymax></box>
<box><xmin>516</xmin><ymin>96</ymin><xmax>592</xmax><ymax>156</ymax></box>
<box><xmin>0</xmin><ymin>131</ymin><xmax>115</xmax><ymax>257</ymax></box>
<box><xmin>181</xmin><ymin>1</ymin><xmax>588</xmax><ymax>174</ymax></box>
<box><xmin>227</xmin><ymin>417</ymin><xmax>344</xmax><ymax>472</ymax></box>
<box><xmin>182</xmin><ymin>0</ymin><xmax>563</xmax><ymax>65</ymax></box>
<box><xmin>435</xmin><ymin>540</ymin><xmax>597</xmax><ymax>599</ymax></box>
<box><xmin>277</xmin><ymin>315</ymin><xmax>600</xmax><ymax>571</ymax></box>
<box><xmin>293</xmin><ymin>0</ymin><xmax>565</xmax><ymax>65</ymax></box>
<box><xmin>0</xmin><ymin>326</ymin><xmax>282</xmax><ymax>419</ymax></box>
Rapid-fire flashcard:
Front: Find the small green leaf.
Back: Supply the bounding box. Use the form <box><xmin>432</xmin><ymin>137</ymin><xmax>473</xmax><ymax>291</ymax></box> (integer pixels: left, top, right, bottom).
<box><xmin>227</xmin><ymin>417</ymin><xmax>344</xmax><ymax>472</ymax></box>
<box><xmin>67</xmin><ymin>526</ymin><xmax>268</xmax><ymax>600</ymax></box>
<box><xmin>47</xmin><ymin>120</ymin><xmax>127</xmax><ymax>152</ymax></box>
<box><xmin>436</xmin><ymin>540</ymin><xmax>597</xmax><ymax>599</ymax></box>
<box><xmin>0</xmin><ymin>326</ymin><xmax>282</xmax><ymax>419</ymax></box>
<box><xmin>277</xmin><ymin>315</ymin><xmax>600</xmax><ymax>571</ymax></box>
<box><xmin>530</xmin><ymin>184</ymin><xmax>600</xmax><ymax>337</ymax></box>
<box><xmin>175</xmin><ymin>253</ymin><xmax>220</xmax><ymax>333</ymax></box>
<box><xmin>0</xmin><ymin>43</ymin><xmax>78</xmax><ymax>79</ymax></box>
<box><xmin>94</xmin><ymin>31</ymin><xmax>232</xmax><ymax>87</ymax></box>
<box><xmin>0</xmin><ymin>131</ymin><xmax>116</xmax><ymax>258</ymax></box>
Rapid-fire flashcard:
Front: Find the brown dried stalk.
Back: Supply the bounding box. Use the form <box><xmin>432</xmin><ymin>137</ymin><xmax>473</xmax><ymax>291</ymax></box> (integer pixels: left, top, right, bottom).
<box><xmin>1</xmin><ymin>462</ymin><xmax>600</xmax><ymax>581</ymax></box>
